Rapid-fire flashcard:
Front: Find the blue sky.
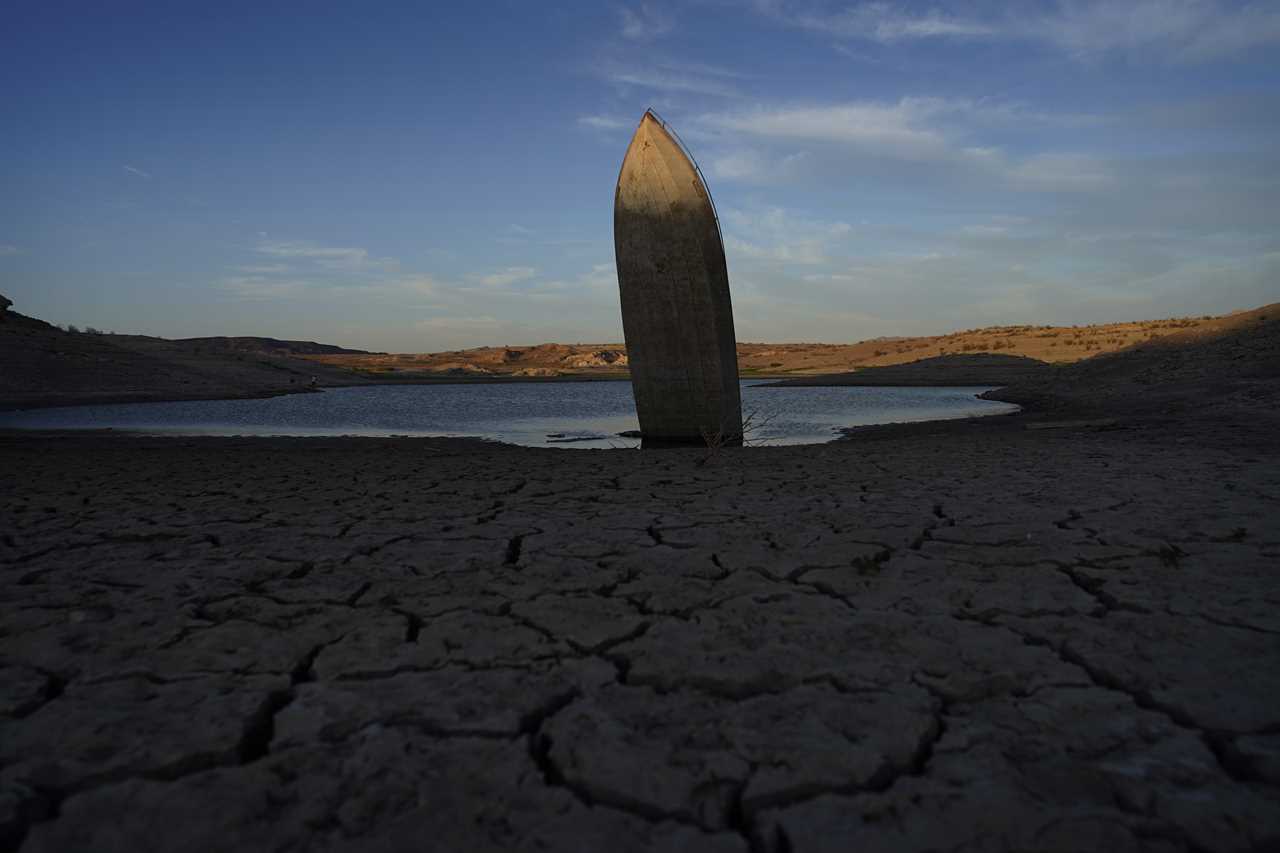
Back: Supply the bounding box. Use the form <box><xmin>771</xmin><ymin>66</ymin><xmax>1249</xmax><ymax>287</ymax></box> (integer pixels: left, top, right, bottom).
<box><xmin>3</xmin><ymin>1</ymin><xmax>1278</xmax><ymax>350</ymax></box>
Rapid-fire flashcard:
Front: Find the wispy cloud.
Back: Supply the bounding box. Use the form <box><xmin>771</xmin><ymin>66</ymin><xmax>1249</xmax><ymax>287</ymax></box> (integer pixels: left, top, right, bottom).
<box><xmin>704</xmin><ymin>99</ymin><xmax>950</xmax><ymax>156</ymax></box>
<box><xmin>699</xmin><ymin>97</ymin><xmax>1112</xmax><ymax>191</ymax></box>
<box><xmin>703</xmin><ymin>96</ymin><xmax>1095</xmax><ymax>148</ymax></box>
<box><xmin>218</xmin><ymin>268</ymin><xmax>443</xmax><ymax>304</ymax></box>
<box><xmin>959</xmin><ymin>224</ymin><xmax>1012</xmax><ymax>239</ymax></box>
<box><xmin>385</xmin><ymin>275</ymin><xmax>442</xmax><ymax>300</ymax></box>
<box><xmin>1007</xmin><ymin>153</ymin><xmax>1113</xmax><ymax>191</ymax></box>
<box><xmin>535</xmin><ymin>262</ymin><xmax>618</xmax><ymax>297</ymax></box>
<box><xmin>414</xmin><ymin>315</ymin><xmax>502</xmax><ymax>332</ymax></box>
<box><xmin>0</xmin><ymin>244</ymin><xmax>21</xmax><ymax>256</ymax></box>
<box><xmin>218</xmin><ymin>276</ymin><xmax>311</xmax><ymax>301</ymax></box>
<box><xmin>1022</xmin><ymin>0</ymin><xmax>1280</xmax><ymax>61</ymax></box>
<box><xmin>122</xmin><ymin>165</ymin><xmax>152</xmax><ymax>179</ymax></box>
<box><xmin>710</xmin><ymin>149</ymin><xmax>772</xmax><ymax>181</ymax></box>
<box><xmin>723</xmin><ymin>207</ymin><xmax>853</xmax><ymax>266</ymax></box>
<box><xmin>596</xmin><ymin>56</ymin><xmax>748</xmax><ymax>101</ymax></box>
<box><xmin>603</xmin><ymin>64</ymin><xmax>743</xmax><ymax>98</ymax></box>
<box><xmin>756</xmin><ymin>0</ymin><xmax>1280</xmax><ymax>62</ymax></box>
<box><xmin>658</xmin><ymin>59</ymin><xmax>752</xmax><ymax>80</ymax></box>
<box><xmin>770</xmin><ymin>1</ymin><xmax>994</xmax><ymax>42</ymax></box>
<box><xmin>254</xmin><ymin>240</ymin><xmax>399</xmax><ymax>273</ymax></box>
<box><xmin>619</xmin><ymin>3</ymin><xmax>673</xmax><ymax>40</ymax></box>
<box><xmin>256</xmin><ymin>240</ymin><xmax>368</xmax><ymax>265</ymax></box>
<box><xmin>233</xmin><ymin>263</ymin><xmax>291</xmax><ymax>275</ymax></box>
<box><xmin>476</xmin><ymin>266</ymin><xmax>537</xmax><ymax>287</ymax></box>
<box><xmin>218</xmin><ymin>238</ymin><xmax>413</xmax><ymax>301</ymax></box>
<box><xmin>582</xmin><ymin>262</ymin><xmax>617</xmax><ymax>290</ymax></box>
<box><xmin>578</xmin><ymin>114</ymin><xmax>632</xmax><ymax>130</ymax></box>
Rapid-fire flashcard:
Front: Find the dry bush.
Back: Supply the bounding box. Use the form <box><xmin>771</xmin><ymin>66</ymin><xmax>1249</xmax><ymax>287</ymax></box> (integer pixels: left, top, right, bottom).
<box><xmin>698</xmin><ymin>406</ymin><xmax>779</xmax><ymax>466</ymax></box>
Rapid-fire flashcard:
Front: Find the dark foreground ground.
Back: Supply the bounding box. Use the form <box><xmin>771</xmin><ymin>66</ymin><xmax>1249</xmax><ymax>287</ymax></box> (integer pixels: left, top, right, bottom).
<box><xmin>2</xmin><ymin>402</ymin><xmax>1278</xmax><ymax>852</ymax></box>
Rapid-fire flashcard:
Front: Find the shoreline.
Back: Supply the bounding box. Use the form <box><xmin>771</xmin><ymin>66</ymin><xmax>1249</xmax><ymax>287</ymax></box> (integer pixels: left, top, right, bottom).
<box><xmin>0</xmin><ymin>401</ymin><xmax>1024</xmax><ymax>449</ymax></box>
<box><xmin>0</xmin><ymin>384</ymin><xmax>1022</xmax><ymax>447</ymax></box>
<box><xmin>0</xmin><ymin>372</ymin><xmax>811</xmax><ymax>414</ymax></box>
<box><xmin>0</xmin><ymin>385</ymin><xmax>325</xmax><ymax>414</ymax></box>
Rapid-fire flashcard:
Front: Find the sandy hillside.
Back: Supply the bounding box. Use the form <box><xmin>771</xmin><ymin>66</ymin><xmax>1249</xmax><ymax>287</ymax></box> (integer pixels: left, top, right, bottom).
<box><xmin>303</xmin><ymin>306</ymin><xmax>1275</xmax><ymax>378</ymax></box>
<box><xmin>989</xmin><ymin>303</ymin><xmax>1280</xmax><ymax>419</ymax></box>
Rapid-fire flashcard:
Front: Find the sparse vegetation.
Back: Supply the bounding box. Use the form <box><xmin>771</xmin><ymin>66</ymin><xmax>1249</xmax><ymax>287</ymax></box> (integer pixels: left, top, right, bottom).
<box><xmin>697</xmin><ymin>406</ymin><xmax>780</xmax><ymax>465</ymax></box>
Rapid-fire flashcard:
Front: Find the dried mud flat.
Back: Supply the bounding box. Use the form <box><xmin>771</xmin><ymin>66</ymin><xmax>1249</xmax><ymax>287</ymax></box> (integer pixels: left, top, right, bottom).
<box><xmin>2</xmin><ymin>414</ymin><xmax>1278</xmax><ymax>852</ymax></box>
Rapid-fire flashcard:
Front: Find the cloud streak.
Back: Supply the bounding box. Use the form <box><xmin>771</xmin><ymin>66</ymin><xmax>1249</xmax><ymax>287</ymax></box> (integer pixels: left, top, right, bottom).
<box><xmin>723</xmin><ymin>206</ymin><xmax>853</xmax><ymax>266</ymax></box>
<box><xmin>699</xmin><ymin>97</ymin><xmax>1113</xmax><ymax>191</ymax></box>
<box><xmin>476</xmin><ymin>266</ymin><xmax>537</xmax><ymax>287</ymax></box>
<box><xmin>619</xmin><ymin>3</ymin><xmax>673</xmax><ymax>40</ymax></box>
<box><xmin>756</xmin><ymin>0</ymin><xmax>1280</xmax><ymax>61</ymax></box>
<box><xmin>704</xmin><ymin>99</ymin><xmax>949</xmax><ymax>156</ymax></box>
<box><xmin>578</xmin><ymin>114</ymin><xmax>632</xmax><ymax>130</ymax></box>
<box><xmin>256</xmin><ymin>241</ymin><xmax>369</xmax><ymax>264</ymax></box>
<box><xmin>219</xmin><ymin>239</ymin><xmax>412</xmax><ymax>302</ymax></box>
<box><xmin>603</xmin><ymin>64</ymin><xmax>743</xmax><ymax>98</ymax></box>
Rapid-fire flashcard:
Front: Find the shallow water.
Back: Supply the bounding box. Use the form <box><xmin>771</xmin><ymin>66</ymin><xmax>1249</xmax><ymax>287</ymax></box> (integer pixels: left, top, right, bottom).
<box><xmin>0</xmin><ymin>382</ymin><xmax>1018</xmax><ymax>448</ymax></box>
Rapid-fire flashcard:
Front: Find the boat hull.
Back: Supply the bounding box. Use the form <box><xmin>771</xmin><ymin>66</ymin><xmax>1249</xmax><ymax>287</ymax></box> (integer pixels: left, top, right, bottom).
<box><xmin>613</xmin><ymin>111</ymin><xmax>743</xmax><ymax>445</ymax></box>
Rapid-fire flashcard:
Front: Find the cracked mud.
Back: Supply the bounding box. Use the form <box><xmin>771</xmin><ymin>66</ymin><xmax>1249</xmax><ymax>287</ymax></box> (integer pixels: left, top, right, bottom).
<box><xmin>1</xmin><ymin>422</ymin><xmax>1278</xmax><ymax>852</ymax></box>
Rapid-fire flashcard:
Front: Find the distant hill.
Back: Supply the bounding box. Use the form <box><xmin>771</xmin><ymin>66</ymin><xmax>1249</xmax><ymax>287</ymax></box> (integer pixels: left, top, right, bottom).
<box><xmin>302</xmin><ymin>305</ymin><xmax>1279</xmax><ymax>379</ymax></box>
<box><xmin>304</xmin><ymin>342</ymin><xmax>633</xmax><ymax>378</ymax></box>
<box><xmin>0</xmin><ymin>300</ymin><xmax>369</xmax><ymax>411</ymax></box>
<box><xmin>174</xmin><ymin>336</ymin><xmax>378</xmax><ymax>356</ymax></box>
<box><xmin>989</xmin><ymin>303</ymin><xmax>1280</xmax><ymax>420</ymax></box>
<box><xmin>3</xmin><ymin>291</ymin><xmax>1276</xmax><ymax>411</ymax></box>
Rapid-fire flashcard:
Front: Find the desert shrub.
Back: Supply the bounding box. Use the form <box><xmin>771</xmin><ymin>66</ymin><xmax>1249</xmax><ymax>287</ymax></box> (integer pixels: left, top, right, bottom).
<box><xmin>697</xmin><ymin>406</ymin><xmax>778</xmax><ymax>465</ymax></box>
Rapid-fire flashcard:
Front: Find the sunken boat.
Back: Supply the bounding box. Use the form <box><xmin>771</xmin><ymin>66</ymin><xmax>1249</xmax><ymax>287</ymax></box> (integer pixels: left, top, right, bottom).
<box><xmin>613</xmin><ymin>110</ymin><xmax>743</xmax><ymax>446</ymax></box>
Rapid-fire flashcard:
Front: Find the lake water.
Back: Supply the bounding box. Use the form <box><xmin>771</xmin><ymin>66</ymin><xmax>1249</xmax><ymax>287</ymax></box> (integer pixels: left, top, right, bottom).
<box><xmin>0</xmin><ymin>382</ymin><xmax>1018</xmax><ymax>448</ymax></box>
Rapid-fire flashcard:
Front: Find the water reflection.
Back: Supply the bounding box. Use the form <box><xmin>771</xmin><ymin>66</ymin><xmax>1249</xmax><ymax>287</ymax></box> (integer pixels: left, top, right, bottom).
<box><xmin>0</xmin><ymin>382</ymin><xmax>1019</xmax><ymax>448</ymax></box>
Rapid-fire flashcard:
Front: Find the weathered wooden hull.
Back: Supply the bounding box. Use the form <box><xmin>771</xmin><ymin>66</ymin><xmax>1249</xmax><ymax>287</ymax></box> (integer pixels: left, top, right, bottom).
<box><xmin>613</xmin><ymin>111</ymin><xmax>743</xmax><ymax>445</ymax></box>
